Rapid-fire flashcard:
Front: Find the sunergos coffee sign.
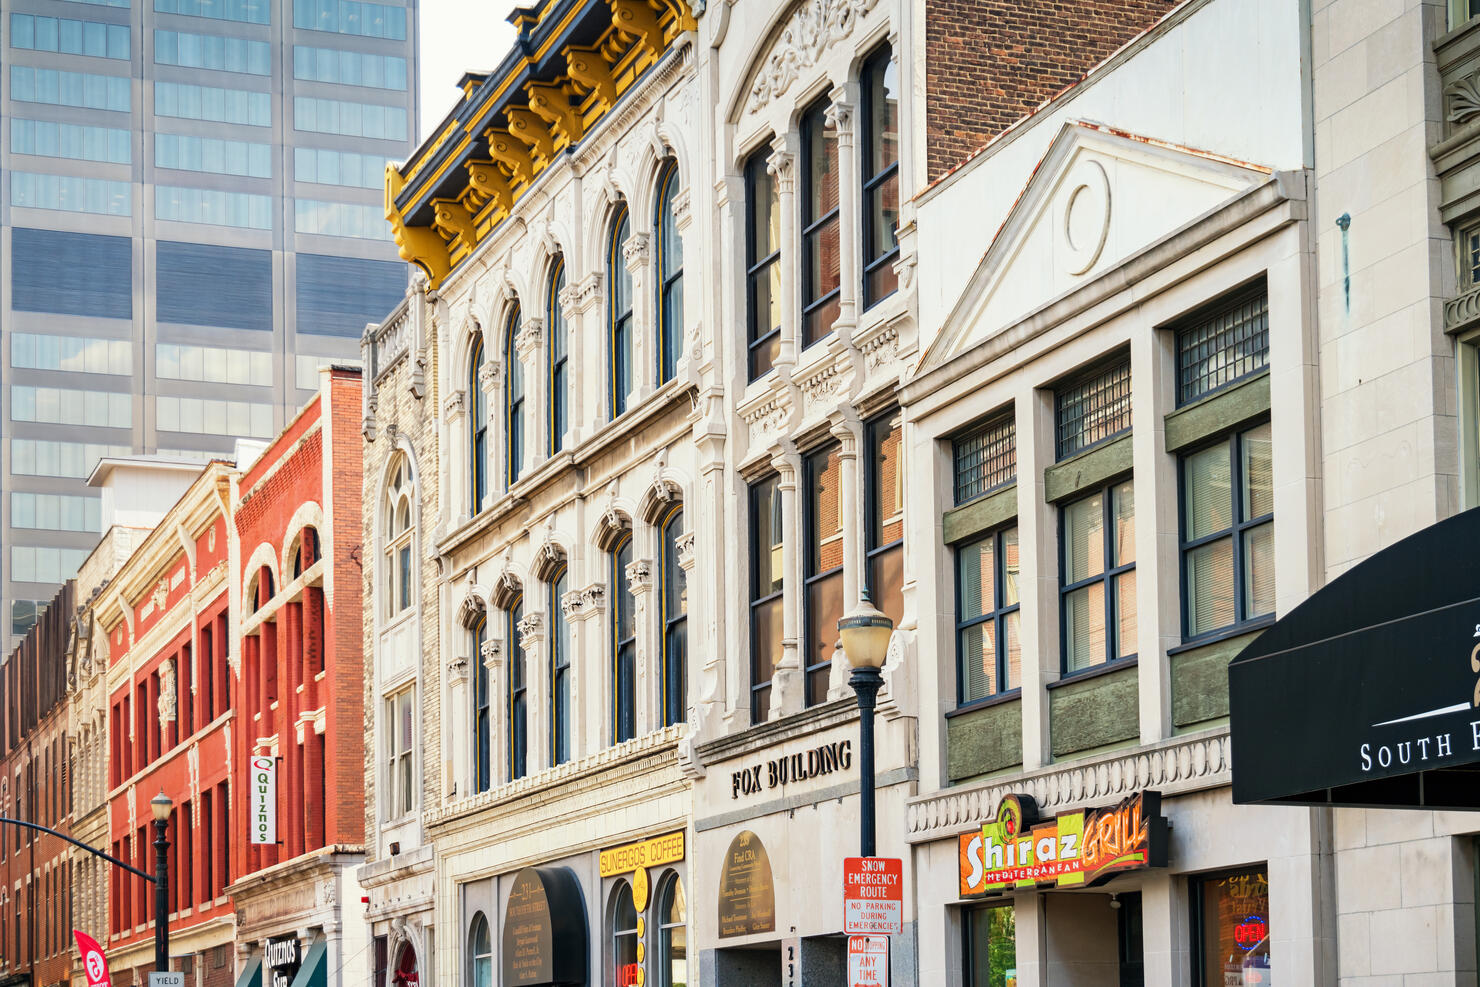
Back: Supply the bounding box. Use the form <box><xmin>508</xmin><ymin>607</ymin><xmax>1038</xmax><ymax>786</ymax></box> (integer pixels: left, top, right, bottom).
<box><xmin>249</xmin><ymin>755</ymin><xmax>276</xmax><ymax>845</ymax></box>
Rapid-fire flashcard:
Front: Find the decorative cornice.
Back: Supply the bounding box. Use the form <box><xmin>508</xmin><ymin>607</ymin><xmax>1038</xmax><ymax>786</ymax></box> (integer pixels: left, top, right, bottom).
<box><xmin>1446</xmin><ymin>283</ymin><xmax>1480</xmax><ymax>334</ymax></box>
<box><xmin>745</xmin><ymin>0</ymin><xmax>882</xmax><ymax>115</ymax></box>
<box><xmin>904</xmin><ymin>728</ymin><xmax>1231</xmax><ymax>845</ymax></box>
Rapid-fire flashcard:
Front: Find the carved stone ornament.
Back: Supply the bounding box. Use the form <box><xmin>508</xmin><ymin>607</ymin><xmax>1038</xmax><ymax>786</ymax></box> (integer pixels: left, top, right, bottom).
<box><xmin>675</xmin><ymin>531</ymin><xmax>697</xmax><ymax>572</ymax></box>
<box><xmin>442</xmin><ymin>390</ymin><xmax>466</xmax><ymax>422</ymax></box>
<box><xmin>479</xmin><ymin>638</ymin><xmax>501</xmax><ymax>665</ymax></box>
<box><xmin>625</xmin><ymin>559</ymin><xmax>653</xmax><ymax>591</ymax></box>
<box><xmin>1446</xmin><ymin>283</ymin><xmax>1480</xmax><ymax>333</ymax></box>
<box><xmin>1447</xmin><ymin>67</ymin><xmax>1480</xmax><ymax>127</ymax></box>
<box><xmin>622</xmin><ymin>232</ymin><xmax>652</xmax><ymax>271</ymax></box>
<box><xmin>766</xmin><ymin>148</ymin><xmax>795</xmax><ymax>193</ymax></box>
<box><xmin>478</xmin><ymin>360</ymin><xmax>503</xmax><ymax>393</ymax></box>
<box><xmin>515</xmin><ymin>316</ymin><xmax>545</xmax><ymax>360</ymax></box>
<box><xmin>158</xmin><ymin>659</ymin><xmax>177</xmax><ymax>724</ymax></box>
<box><xmin>151</xmin><ymin>577</ymin><xmax>169</xmax><ymax>614</ymax></box>
<box><xmin>746</xmin><ymin>0</ymin><xmax>883</xmax><ymax>114</ymax></box>
<box><xmin>447</xmin><ymin>655</ymin><xmax>470</xmax><ymax>682</ymax></box>
<box><xmin>516</xmin><ymin>611</ymin><xmax>545</xmax><ymax>644</ymax></box>
<box><xmin>824</xmin><ymin>98</ymin><xmax>854</xmax><ymax>136</ymax></box>
<box><xmin>559</xmin><ymin>589</ymin><xmax>584</xmax><ymax>621</ymax></box>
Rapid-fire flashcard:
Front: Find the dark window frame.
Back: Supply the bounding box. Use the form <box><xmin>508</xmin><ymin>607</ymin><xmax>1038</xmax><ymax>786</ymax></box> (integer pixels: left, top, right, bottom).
<box><xmin>952</xmin><ymin>411</ymin><xmax>1016</xmax><ymax>506</ymax></box>
<box><xmin>955</xmin><ymin>524</ymin><xmax>1021</xmax><ymax>707</ymax></box>
<box><xmin>660</xmin><ymin>507</ymin><xmax>687</xmax><ymax>728</ymax></box>
<box><xmin>548</xmin><ymin>256</ymin><xmax>568</xmax><ymax>455</ymax></box>
<box><xmin>1054</xmin><ymin>356</ymin><xmax>1132</xmax><ymax>461</ymax></box>
<box><xmin>745</xmin><ymin>148</ymin><xmax>781</xmax><ymax>381</ymax></box>
<box><xmin>1058</xmin><ymin>479</ymin><xmax>1137</xmax><ymax>675</ymax></box>
<box><xmin>1173</xmin><ymin>286</ymin><xmax>1270</xmax><ymax>407</ymax></box>
<box><xmin>469</xmin><ymin>337</ymin><xmax>488</xmax><ymax>513</ymax></box>
<box><xmin>800</xmin><ymin>97</ymin><xmax>840</xmax><ymax>350</ymax></box>
<box><xmin>472</xmin><ymin>613</ymin><xmax>490</xmax><ymax>793</ymax></box>
<box><xmin>864</xmin><ymin>410</ymin><xmax>904</xmax><ymax>625</ymax></box>
<box><xmin>612</xmin><ymin>534</ymin><xmax>636</xmax><ymax>743</ymax></box>
<box><xmin>749</xmin><ymin>475</ymin><xmax>783</xmax><ymax>723</ymax></box>
<box><xmin>1189</xmin><ymin>866</ymin><xmax>1270</xmax><ymax>987</ymax></box>
<box><xmin>609</xmin><ymin>204</ymin><xmax>634</xmax><ymax>418</ymax></box>
<box><xmin>962</xmin><ymin>902</ymin><xmax>1016</xmax><ymax>987</ymax></box>
<box><xmin>860</xmin><ymin>43</ymin><xmax>900</xmax><ymax>310</ymax></box>
<box><xmin>655</xmin><ymin>160</ymin><xmax>684</xmax><ymax>385</ymax></box>
<box><xmin>1178</xmin><ymin>421</ymin><xmax>1275</xmax><ymax>644</ymax></box>
<box><xmin>550</xmin><ymin>567</ymin><xmax>570</xmax><ymax>765</ymax></box>
<box><xmin>505</xmin><ymin>304</ymin><xmax>524</xmax><ymax>488</ymax></box>
<box><xmin>508</xmin><ymin>598</ymin><xmax>526</xmax><ymax>781</ymax></box>
<box><xmin>802</xmin><ymin>443</ymin><xmax>843</xmax><ymax>707</ymax></box>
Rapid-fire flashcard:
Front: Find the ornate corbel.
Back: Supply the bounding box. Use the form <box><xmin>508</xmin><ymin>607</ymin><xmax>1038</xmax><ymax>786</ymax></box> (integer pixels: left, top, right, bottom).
<box><xmin>675</xmin><ymin>531</ymin><xmax>696</xmax><ymax>572</ymax></box>
<box><xmin>465</xmin><ymin>161</ymin><xmax>515</xmax><ymax>213</ymax></box>
<box><xmin>431</xmin><ymin>199</ymin><xmax>477</xmax><ymax>246</ymax></box>
<box><xmin>442</xmin><ymin>390</ymin><xmax>466</xmax><ymax>422</ymax></box>
<box><xmin>505</xmin><ymin>106</ymin><xmax>556</xmax><ymax>162</ymax></box>
<box><xmin>516</xmin><ymin>611</ymin><xmax>545</xmax><ymax>647</ymax></box>
<box><xmin>610</xmin><ymin>0</ymin><xmax>664</xmax><ymax>59</ymax></box>
<box><xmin>622</xmin><ymin>231</ymin><xmax>651</xmax><ymax>273</ymax></box>
<box><xmin>484</xmin><ymin>129</ymin><xmax>535</xmax><ymax>185</ymax></box>
<box><xmin>514</xmin><ymin>315</ymin><xmax>545</xmax><ymax>361</ymax></box>
<box><xmin>566</xmin><ymin>44</ymin><xmax>618</xmax><ymax>110</ymax></box>
<box><xmin>525</xmin><ymin>81</ymin><xmax>584</xmax><ymax>146</ymax></box>
<box><xmin>624</xmin><ymin>559</ymin><xmax>653</xmax><ymax>594</ymax></box>
<box><xmin>766</xmin><ymin>147</ymin><xmax>795</xmax><ymax>195</ymax></box>
<box><xmin>825</xmin><ymin>98</ymin><xmax>855</xmax><ymax>144</ymax></box>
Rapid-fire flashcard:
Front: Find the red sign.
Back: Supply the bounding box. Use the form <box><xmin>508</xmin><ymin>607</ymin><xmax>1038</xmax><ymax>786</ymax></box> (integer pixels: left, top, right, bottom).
<box><xmin>847</xmin><ymin>936</ymin><xmax>889</xmax><ymax>987</ymax></box>
<box><xmin>843</xmin><ymin>857</ymin><xmax>903</xmax><ymax>935</ymax></box>
<box><xmin>75</xmin><ymin>931</ymin><xmax>112</xmax><ymax>987</ymax></box>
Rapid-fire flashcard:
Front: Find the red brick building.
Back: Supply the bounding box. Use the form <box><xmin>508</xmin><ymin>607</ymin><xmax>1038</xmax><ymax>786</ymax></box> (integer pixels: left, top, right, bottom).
<box><xmin>227</xmin><ymin>367</ymin><xmax>367</xmax><ymax>987</ymax></box>
<box><xmin>0</xmin><ymin>580</ymin><xmax>74</xmax><ymax>987</ymax></box>
<box><xmin>100</xmin><ymin>462</ymin><xmax>236</xmax><ymax>987</ymax></box>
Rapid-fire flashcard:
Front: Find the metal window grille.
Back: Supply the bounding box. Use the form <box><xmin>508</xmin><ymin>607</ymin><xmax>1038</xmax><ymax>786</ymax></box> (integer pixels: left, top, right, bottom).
<box><xmin>953</xmin><ymin>414</ymin><xmax>1016</xmax><ymax>504</ymax></box>
<box><xmin>1175</xmin><ymin>291</ymin><xmax>1269</xmax><ymax>405</ymax></box>
<box><xmin>1056</xmin><ymin>359</ymin><xmax>1132</xmax><ymax>460</ymax></box>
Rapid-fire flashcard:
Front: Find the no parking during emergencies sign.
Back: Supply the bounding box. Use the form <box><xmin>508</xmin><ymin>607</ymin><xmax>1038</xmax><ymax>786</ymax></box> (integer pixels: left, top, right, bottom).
<box><xmin>843</xmin><ymin>857</ymin><xmax>903</xmax><ymax>935</ymax></box>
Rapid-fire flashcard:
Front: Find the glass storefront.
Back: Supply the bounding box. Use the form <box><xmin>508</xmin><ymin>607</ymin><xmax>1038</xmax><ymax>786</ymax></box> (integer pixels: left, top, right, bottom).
<box><xmin>964</xmin><ymin>903</ymin><xmax>1016</xmax><ymax>987</ymax></box>
<box><xmin>1192</xmin><ymin>867</ymin><xmax>1271</xmax><ymax>986</ymax></box>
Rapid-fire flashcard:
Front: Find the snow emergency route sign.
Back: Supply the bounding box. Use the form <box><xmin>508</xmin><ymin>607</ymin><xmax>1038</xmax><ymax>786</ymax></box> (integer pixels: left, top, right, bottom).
<box><xmin>843</xmin><ymin>857</ymin><xmax>903</xmax><ymax>935</ymax></box>
<box><xmin>847</xmin><ymin>936</ymin><xmax>889</xmax><ymax>987</ymax></box>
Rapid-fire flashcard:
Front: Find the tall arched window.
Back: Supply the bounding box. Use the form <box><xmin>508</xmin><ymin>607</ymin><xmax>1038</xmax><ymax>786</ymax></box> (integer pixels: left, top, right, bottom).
<box><xmin>660</xmin><ymin>508</ymin><xmax>687</xmax><ymax>728</ymax></box>
<box><xmin>656</xmin><ymin>874</ymin><xmax>687</xmax><ymax>987</ymax></box>
<box><xmin>609</xmin><ymin>204</ymin><xmax>633</xmax><ymax>418</ymax></box>
<box><xmin>801</xmin><ymin>97</ymin><xmax>840</xmax><ymax>348</ymax></box>
<box><xmin>655</xmin><ymin>161</ymin><xmax>684</xmax><ymax>384</ymax></box>
<box><xmin>612</xmin><ymin>533</ymin><xmax>635</xmax><ymax>744</ymax></box>
<box><xmin>505</xmin><ymin>304</ymin><xmax>524</xmax><ymax>487</ymax></box>
<box><xmin>470</xmin><ymin>335</ymin><xmax>488</xmax><ymax>512</ymax></box>
<box><xmin>472</xmin><ymin>612</ymin><xmax>490</xmax><ymax>794</ymax></box>
<box><xmin>610</xmin><ymin>881</ymin><xmax>638</xmax><ymax>987</ymax></box>
<box><xmin>861</xmin><ymin>43</ymin><xmax>900</xmax><ymax>307</ymax></box>
<box><xmin>468</xmin><ymin>912</ymin><xmax>493</xmax><ymax>987</ymax></box>
<box><xmin>550</xmin><ymin>566</ymin><xmax>570</xmax><ymax>765</ymax></box>
<box><xmin>508</xmin><ymin>598</ymin><xmax>527</xmax><ymax>781</ymax></box>
<box><xmin>384</xmin><ymin>456</ymin><xmax>414</xmax><ymax>619</ymax></box>
<box><xmin>548</xmin><ymin>257</ymin><xmax>568</xmax><ymax>455</ymax></box>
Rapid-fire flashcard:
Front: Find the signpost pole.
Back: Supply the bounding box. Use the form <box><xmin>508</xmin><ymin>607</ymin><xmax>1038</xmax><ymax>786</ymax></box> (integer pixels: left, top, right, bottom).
<box><xmin>850</xmin><ymin>665</ymin><xmax>882</xmax><ymax>858</ymax></box>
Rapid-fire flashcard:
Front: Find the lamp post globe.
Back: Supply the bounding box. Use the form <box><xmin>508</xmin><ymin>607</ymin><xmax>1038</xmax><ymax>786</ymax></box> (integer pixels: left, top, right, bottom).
<box><xmin>838</xmin><ymin>590</ymin><xmax>894</xmax><ymax>859</ymax></box>
<box><xmin>151</xmin><ymin>791</ymin><xmax>173</xmax><ymax>975</ymax></box>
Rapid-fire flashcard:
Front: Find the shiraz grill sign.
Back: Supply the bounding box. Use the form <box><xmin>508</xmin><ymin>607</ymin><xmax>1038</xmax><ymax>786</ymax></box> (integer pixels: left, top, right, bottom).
<box><xmin>958</xmin><ymin>791</ymin><xmax>1167</xmax><ymax>897</ymax></box>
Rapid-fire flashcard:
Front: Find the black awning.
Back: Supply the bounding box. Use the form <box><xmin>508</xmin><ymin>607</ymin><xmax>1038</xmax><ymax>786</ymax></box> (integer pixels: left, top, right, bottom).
<box><xmin>1230</xmin><ymin>506</ymin><xmax>1480</xmax><ymax>809</ymax></box>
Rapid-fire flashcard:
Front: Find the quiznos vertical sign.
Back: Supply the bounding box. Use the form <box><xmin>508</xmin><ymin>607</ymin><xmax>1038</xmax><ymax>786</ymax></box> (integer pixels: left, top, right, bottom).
<box><xmin>249</xmin><ymin>755</ymin><xmax>276</xmax><ymax>845</ymax></box>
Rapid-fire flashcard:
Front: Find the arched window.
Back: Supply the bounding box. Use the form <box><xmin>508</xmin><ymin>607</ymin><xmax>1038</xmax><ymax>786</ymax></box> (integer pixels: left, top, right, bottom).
<box><xmin>472</xmin><ymin>612</ymin><xmax>490</xmax><ymax>794</ymax></box>
<box><xmin>470</xmin><ymin>335</ymin><xmax>488</xmax><ymax>512</ymax></box>
<box><xmin>800</xmin><ymin>97</ymin><xmax>840</xmax><ymax>348</ymax></box>
<box><xmin>468</xmin><ymin>912</ymin><xmax>493</xmax><ymax>987</ymax></box>
<box><xmin>505</xmin><ymin>304</ymin><xmax>524</xmax><ymax>487</ymax></box>
<box><xmin>861</xmin><ymin>43</ymin><xmax>900</xmax><ymax>308</ymax></box>
<box><xmin>610</xmin><ymin>880</ymin><xmax>639</xmax><ymax>987</ymax></box>
<box><xmin>660</xmin><ymin>508</ymin><xmax>687</xmax><ymax>728</ymax></box>
<box><xmin>609</xmin><ymin>204</ymin><xmax>633</xmax><ymax>418</ymax></box>
<box><xmin>384</xmin><ymin>456</ymin><xmax>414</xmax><ymax>619</ymax></box>
<box><xmin>612</xmin><ymin>534</ymin><xmax>635</xmax><ymax>744</ymax></box>
<box><xmin>745</xmin><ymin>148</ymin><xmax>781</xmax><ymax>381</ymax></box>
<box><xmin>656</xmin><ymin>873</ymin><xmax>687</xmax><ymax>987</ymax></box>
<box><xmin>292</xmin><ymin>526</ymin><xmax>320</xmax><ymax>578</ymax></box>
<box><xmin>508</xmin><ymin>598</ymin><xmax>527</xmax><ymax>781</ymax></box>
<box><xmin>548</xmin><ymin>257</ymin><xmax>568</xmax><ymax>455</ymax></box>
<box><xmin>654</xmin><ymin>161</ymin><xmax>683</xmax><ymax>384</ymax></box>
<box><xmin>550</xmin><ymin>566</ymin><xmax>571</xmax><ymax>765</ymax></box>
<box><xmin>251</xmin><ymin>565</ymin><xmax>275</xmax><ymax>612</ymax></box>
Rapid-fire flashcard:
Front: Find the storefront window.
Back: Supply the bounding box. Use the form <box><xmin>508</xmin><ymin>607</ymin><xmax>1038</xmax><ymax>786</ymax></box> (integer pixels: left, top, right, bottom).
<box><xmin>657</xmin><ymin>873</ymin><xmax>687</xmax><ymax>987</ymax></box>
<box><xmin>611</xmin><ymin>881</ymin><xmax>639</xmax><ymax>987</ymax></box>
<box><xmin>964</xmin><ymin>903</ymin><xmax>1016</xmax><ymax>987</ymax></box>
<box><xmin>1192</xmin><ymin>866</ymin><xmax>1270</xmax><ymax>987</ymax></box>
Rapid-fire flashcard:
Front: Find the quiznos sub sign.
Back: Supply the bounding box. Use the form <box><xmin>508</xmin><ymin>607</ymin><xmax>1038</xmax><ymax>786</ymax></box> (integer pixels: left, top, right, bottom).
<box><xmin>958</xmin><ymin>791</ymin><xmax>1167</xmax><ymax>896</ymax></box>
<box><xmin>249</xmin><ymin>755</ymin><xmax>276</xmax><ymax>846</ymax></box>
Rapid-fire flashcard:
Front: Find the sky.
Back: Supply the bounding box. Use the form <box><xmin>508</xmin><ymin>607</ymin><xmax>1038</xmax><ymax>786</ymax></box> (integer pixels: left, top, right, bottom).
<box><xmin>419</xmin><ymin>1</ymin><xmax>518</xmax><ymax>141</ymax></box>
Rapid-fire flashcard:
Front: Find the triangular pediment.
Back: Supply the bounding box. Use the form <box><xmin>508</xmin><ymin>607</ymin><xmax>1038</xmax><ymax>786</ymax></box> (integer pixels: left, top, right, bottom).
<box><xmin>920</xmin><ymin>122</ymin><xmax>1272</xmax><ymax>371</ymax></box>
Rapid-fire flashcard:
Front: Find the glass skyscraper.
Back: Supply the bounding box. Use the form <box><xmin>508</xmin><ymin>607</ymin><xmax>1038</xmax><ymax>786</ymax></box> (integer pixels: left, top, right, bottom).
<box><xmin>1</xmin><ymin>0</ymin><xmax>418</xmax><ymax>650</ymax></box>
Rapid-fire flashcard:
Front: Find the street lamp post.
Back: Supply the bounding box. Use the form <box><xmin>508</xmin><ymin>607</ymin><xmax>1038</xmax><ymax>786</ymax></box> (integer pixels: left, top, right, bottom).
<box><xmin>838</xmin><ymin>590</ymin><xmax>894</xmax><ymax>858</ymax></box>
<box><xmin>151</xmin><ymin>791</ymin><xmax>174</xmax><ymax>975</ymax></box>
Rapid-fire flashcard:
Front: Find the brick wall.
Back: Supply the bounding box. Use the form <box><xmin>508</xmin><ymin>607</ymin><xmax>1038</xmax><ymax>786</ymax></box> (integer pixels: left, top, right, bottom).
<box><xmin>925</xmin><ymin>0</ymin><xmax>1180</xmax><ymax>181</ymax></box>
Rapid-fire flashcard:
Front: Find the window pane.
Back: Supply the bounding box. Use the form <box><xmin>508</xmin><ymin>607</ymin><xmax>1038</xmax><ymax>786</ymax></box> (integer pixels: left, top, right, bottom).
<box><xmin>966</xmin><ymin>905</ymin><xmax>1016</xmax><ymax>987</ymax></box>
<box><xmin>958</xmin><ymin>537</ymin><xmax>994</xmax><ymax>620</ymax></box>
<box><xmin>805</xmin><ymin>571</ymin><xmax>842</xmax><ymax>700</ymax></box>
<box><xmin>953</xmin><ymin>413</ymin><xmax>1015</xmax><ymax>504</ymax></box>
<box><xmin>1064</xmin><ymin>582</ymin><xmax>1104</xmax><ymax>672</ymax></box>
<box><xmin>1063</xmin><ymin>493</ymin><xmax>1105</xmax><ymax>584</ymax></box>
<box><xmin>1002</xmin><ymin>609</ymin><xmax>1021</xmax><ymax>692</ymax></box>
<box><xmin>866</xmin><ymin>54</ymin><xmax>899</xmax><ymax>177</ymax></box>
<box><xmin>1177</xmin><ymin>290</ymin><xmax>1269</xmax><ymax>404</ymax></box>
<box><xmin>959</xmin><ymin>621</ymin><xmax>997</xmax><ymax>702</ymax></box>
<box><xmin>1196</xmin><ymin>869</ymin><xmax>1270</xmax><ymax>987</ymax></box>
<box><xmin>1187</xmin><ymin>537</ymin><xmax>1235</xmax><ymax>637</ymax></box>
<box><xmin>750</xmin><ymin>158</ymin><xmax>777</xmax><ymax>257</ymax></box>
<box><xmin>1184</xmin><ymin>444</ymin><xmax>1233</xmax><ymax>540</ymax></box>
<box><xmin>1001</xmin><ymin>528</ymin><xmax>1020</xmax><ymax>607</ymax></box>
<box><xmin>752</xmin><ymin>597</ymin><xmax>783</xmax><ymax>720</ymax></box>
<box><xmin>1241</xmin><ymin>423</ymin><xmax>1274</xmax><ymax>520</ymax></box>
<box><xmin>809</xmin><ymin>447</ymin><xmax>843</xmax><ymax>574</ymax></box>
<box><xmin>1111</xmin><ymin>480</ymin><xmax>1135</xmax><ymax>566</ymax></box>
<box><xmin>1243</xmin><ymin>522</ymin><xmax>1275</xmax><ymax>620</ymax></box>
<box><xmin>752</xmin><ymin>477</ymin><xmax>782</xmax><ymax>596</ymax></box>
<box><xmin>1055</xmin><ymin>359</ymin><xmax>1132</xmax><ymax>459</ymax></box>
<box><xmin>869</xmin><ymin>416</ymin><xmax>904</xmax><ymax>547</ymax></box>
<box><xmin>869</xmin><ymin>544</ymin><xmax>904</xmax><ymax>635</ymax></box>
<box><xmin>1114</xmin><ymin>570</ymin><xmax>1137</xmax><ymax>659</ymax></box>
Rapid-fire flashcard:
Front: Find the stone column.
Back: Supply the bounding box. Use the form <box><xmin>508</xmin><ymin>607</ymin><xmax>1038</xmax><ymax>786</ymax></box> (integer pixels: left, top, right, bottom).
<box><xmin>826</xmin><ymin>90</ymin><xmax>859</xmax><ymax>339</ymax></box>
<box><xmin>516</xmin><ymin>610</ymin><xmax>547</xmax><ymax>770</ymax></box>
<box><xmin>1017</xmin><ymin>385</ymin><xmax>1053</xmax><ymax>772</ymax></box>
<box><xmin>555</xmin><ymin>282</ymin><xmax>581</xmax><ymax>452</ymax></box>
<box><xmin>514</xmin><ymin>315</ymin><xmax>545</xmax><ymax>479</ymax></box>
<box><xmin>625</xmin><ymin>557</ymin><xmax>655</xmax><ymax>736</ymax></box>
<box><xmin>828</xmin><ymin>412</ymin><xmax>862</xmax><ymax>701</ymax></box>
<box><xmin>445</xmin><ymin>651</ymin><xmax>470</xmax><ymax>798</ymax></box>
<box><xmin>767</xmin><ymin>141</ymin><xmax>798</xmax><ymax>375</ymax></box>
<box><xmin>768</xmin><ymin>446</ymin><xmax>803</xmax><ymax>719</ymax></box>
<box><xmin>480</xmin><ymin>637</ymin><xmax>502</xmax><ymax>786</ymax></box>
<box><xmin>476</xmin><ymin>360</ymin><xmax>502</xmax><ymax>516</ymax></box>
<box><xmin>562</xmin><ymin>584</ymin><xmax>605</xmax><ymax>759</ymax></box>
<box><xmin>572</xmin><ymin>272</ymin><xmax>607</xmax><ymax>433</ymax></box>
<box><xmin>623</xmin><ymin>232</ymin><xmax>654</xmax><ymax>404</ymax></box>
<box><xmin>1130</xmin><ymin>323</ymin><xmax>1169</xmax><ymax>745</ymax></box>
<box><xmin>670</xmin><ymin>187</ymin><xmax>696</xmax><ymax>377</ymax></box>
